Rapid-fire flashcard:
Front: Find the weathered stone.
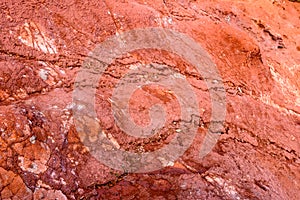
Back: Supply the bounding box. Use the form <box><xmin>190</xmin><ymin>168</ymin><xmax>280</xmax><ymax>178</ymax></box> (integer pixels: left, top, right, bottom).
<box><xmin>0</xmin><ymin>0</ymin><xmax>299</xmax><ymax>199</ymax></box>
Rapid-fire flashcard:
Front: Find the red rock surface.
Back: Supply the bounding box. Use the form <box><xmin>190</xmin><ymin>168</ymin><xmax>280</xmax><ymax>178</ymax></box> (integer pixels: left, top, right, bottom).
<box><xmin>0</xmin><ymin>0</ymin><xmax>299</xmax><ymax>199</ymax></box>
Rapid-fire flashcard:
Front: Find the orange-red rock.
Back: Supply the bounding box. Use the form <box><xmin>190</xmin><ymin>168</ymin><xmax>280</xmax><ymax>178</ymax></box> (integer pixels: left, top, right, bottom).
<box><xmin>0</xmin><ymin>0</ymin><xmax>299</xmax><ymax>199</ymax></box>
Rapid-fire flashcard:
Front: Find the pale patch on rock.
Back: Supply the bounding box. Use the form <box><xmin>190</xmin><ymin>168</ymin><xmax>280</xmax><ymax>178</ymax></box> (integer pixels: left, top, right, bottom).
<box><xmin>39</xmin><ymin>69</ymin><xmax>48</xmax><ymax>81</ymax></box>
<box><xmin>155</xmin><ymin>15</ymin><xmax>174</xmax><ymax>27</ymax></box>
<box><xmin>260</xmin><ymin>94</ymin><xmax>299</xmax><ymax>116</ymax></box>
<box><xmin>18</xmin><ymin>21</ymin><xmax>57</xmax><ymax>54</ymax></box>
<box><xmin>107</xmin><ymin>133</ymin><xmax>120</xmax><ymax>149</ymax></box>
<box><xmin>33</xmin><ymin>188</ymin><xmax>67</xmax><ymax>200</ymax></box>
<box><xmin>269</xmin><ymin>64</ymin><xmax>299</xmax><ymax>107</ymax></box>
<box><xmin>36</xmin><ymin>180</ymin><xmax>52</xmax><ymax>189</ymax></box>
<box><xmin>158</xmin><ymin>157</ymin><xmax>174</xmax><ymax>167</ymax></box>
<box><xmin>17</xmin><ymin>142</ymin><xmax>50</xmax><ymax>174</ymax></box>
<box><xmin>204</xmin><ymin>174</ymin><xmax>241</xmax><ymax>200</ymax></box>
<box><xmin>15</xmin><ymin>88</ymin><xmax>28</xmax><ymax>99</ymax></box>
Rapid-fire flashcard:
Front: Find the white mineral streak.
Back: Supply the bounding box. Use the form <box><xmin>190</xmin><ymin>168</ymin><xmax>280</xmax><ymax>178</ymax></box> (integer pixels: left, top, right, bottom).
<box><xmin>18</xmin><ymin>22</ymin><xmax>57</xmax><ymax>54</ymax></box>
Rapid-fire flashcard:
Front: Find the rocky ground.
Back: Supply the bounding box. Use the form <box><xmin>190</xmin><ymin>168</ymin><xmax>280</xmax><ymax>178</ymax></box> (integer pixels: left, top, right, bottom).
<box><xmin>0</xmin><ymin>0</ymin><xmax>299</xmax><ymax>199</ymax></box>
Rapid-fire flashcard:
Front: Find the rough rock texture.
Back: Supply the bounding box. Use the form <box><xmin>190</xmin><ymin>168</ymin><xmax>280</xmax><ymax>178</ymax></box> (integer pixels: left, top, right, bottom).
<box><xmin>0</xmin><ymin>0</ymin><xmax>299</xmax><ymax>199</ymax></box>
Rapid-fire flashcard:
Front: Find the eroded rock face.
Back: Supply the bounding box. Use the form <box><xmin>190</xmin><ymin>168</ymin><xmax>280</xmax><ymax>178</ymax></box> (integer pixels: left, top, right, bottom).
<box><xmin>0</xmin><ymin>0</ymin><xmax>299</xmax><ymax>199</ymax></box>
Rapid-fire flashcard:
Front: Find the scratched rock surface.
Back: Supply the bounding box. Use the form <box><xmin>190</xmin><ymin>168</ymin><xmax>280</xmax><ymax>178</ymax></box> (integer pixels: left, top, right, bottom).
<box><xmin>0</xmin><ymin>0</ymin><xmax>299</xmax><ymax>199</ymax></box>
